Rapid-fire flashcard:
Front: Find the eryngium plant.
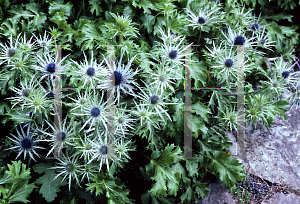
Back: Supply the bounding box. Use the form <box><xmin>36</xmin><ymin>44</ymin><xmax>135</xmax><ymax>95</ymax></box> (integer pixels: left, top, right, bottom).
<box><xmin>1</xmin><ymin>0</ymin><xmax>299</xmax><ymax>203</ymax></box>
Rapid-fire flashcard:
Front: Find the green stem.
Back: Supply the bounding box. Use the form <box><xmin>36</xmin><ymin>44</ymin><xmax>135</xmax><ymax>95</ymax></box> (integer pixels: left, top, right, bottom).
<box><xmin>166</xmin><ymin>16</ymin><xmax>169</xmax><ymax>32</ymax></box>
<box><xmin>198</xmin><ymin>30</ymin><xmax>202</xmax><ymax>45</ymax></box>
<box><xmin>119</xmin><ymin>33</ymin><xmax>123</xmax><ymax>44</ymax></box>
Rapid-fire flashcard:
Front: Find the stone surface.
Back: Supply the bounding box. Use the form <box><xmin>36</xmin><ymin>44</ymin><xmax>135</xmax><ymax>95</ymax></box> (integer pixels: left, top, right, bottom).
<box><xmin>261</xmin><ymin>193</ymin><xmax>300</xmax><ymax>204</ymax></box>
<box><xmin>228</xmin><ymin>91</ymin><xmax>300</xmax><ymax>189</ymax></box>
<box><xmin>196</xmin><ymin>179</ymin><xmax>236</xmax><ymax>204</ymax></box>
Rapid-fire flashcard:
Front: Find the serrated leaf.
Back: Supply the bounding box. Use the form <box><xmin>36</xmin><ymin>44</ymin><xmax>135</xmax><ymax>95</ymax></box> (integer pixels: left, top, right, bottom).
<box><xmin>208</xmin><ymin>151</ymin><xmax>244</xmax><ymax>188</ymax></box>
<box><xmin>33</xmin><ymin>163</ymin><xmax>66</xmax><ymax>202</ymax></box>
<box><xmin>267</xmin><ymin>13</ymin><xmax>293</xmax><ymax>22</ymax></box>
<box><xmin>49</xmin><ymin>0</ymin><xmax>73</xmax><ymax>17</ymax></box>
<box><xmin>180</xmin><ymin>186</ymin><xmax>192</xmax><ymax>203</ymax></box>
<box><xmin>0</xmin><ymin>161</ymin><xmax>34</xmax><ymax>203</ymax></box>
<box><xmin>132</xmin><ymin>0</ymin><xmax>154</xmax><ymax>14</ymax></box>
<box><xmin>140</xmin><ymin>14</ymin><xmax>155</xmax><ymax>33</ymax></box>
<box><xmin>9</xmin><ymin>183</ymin><xmax>35</xmax><ymax>203</ymax></box>
<box><xmin>192</xmin><ymin>101</ymin><xmax>211</xmax><ymax>121</ymax></box>
<box><xmin>185</xmin><ymin>160</ymin><xmax>199</xmax><ymax>177</ymax></box>
<box><xmin>146</xmin><ymin>144</ymin><xmax>182</xmax><ymax>197</ymax></box>
<box><xmin>87</xmin><ymin>172</ymin><xmax>133</xmax><ymax>204</ymax></box>
<box><xmin>89</xmin><ymin>0</ymin><xmax>102</xmax><ymax>16</ymax></box>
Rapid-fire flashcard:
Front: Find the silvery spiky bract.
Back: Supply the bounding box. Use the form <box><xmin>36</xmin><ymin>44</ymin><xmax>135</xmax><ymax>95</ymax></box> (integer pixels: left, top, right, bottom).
<box><xmin>6</xmin><ymin>124</ymin><xmax>45</xmax><ymax>162</ymax></box>
<box><xmin>71</xmin><ymin>51</ymin><xmax>106</xmax><ymax>88</ymax></box>
<box><xmin>71</xmin><ymin>90</ymin><xmax>109</xmax><ymax>132</ymax></box>
<box><xmin>50</xmin><ymin>155</ymin><xmax>84</xmax><ymax>191</ymax></box>
<box><xmin>98</xmin><ymin>52</ymin><xmax>140</xmax><ymax>106</ymax></box>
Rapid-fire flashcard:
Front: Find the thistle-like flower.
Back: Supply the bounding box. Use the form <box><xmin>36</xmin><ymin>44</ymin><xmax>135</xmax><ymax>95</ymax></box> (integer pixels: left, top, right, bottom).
<box><xmin>6</xmin><ymin>124</ymin><xmax>44</xmax><ymax>162</ymax></box>
<box><xmin>7</xmin><ymin>75</ymin><xmax>39</xmax><ymax>110</ymax></box>
<box><xmin>273</xmin><ymin>57</ymin><xmax>298</xmax><ymax>89</ymax></box>
<box><xmin>0</xmin><ymin>34</ymin><xmax>21</xmax><ymax>65</ymax></box>
<box><xmin>71</xmin><ymin>90</ymin><xmax>109</xmax><ymax>132</ymax></box>
<box><xmin>155</xmin><ymin>28</ymin><xmax>194</xmax><ymax>69</ymax></box>
<box><xmin>185</xmin><ymin>2</ymin><xmax>223</xmax><ymax>31</ymax></box>
<box><xmin>68</xmin><ymin>89</ymin><xmax>91</xmax><ymax>112</ymax></box>
<box><xmin>131</xmin><ymin>101</ymin><xmax>159</xmax><ymax>128</ymax></box>
<box><xmin>114</xmin><ymin>107</ymin><xmax>135</xmax><ymax>137</ymax></box>
<box><xmin>19</xmin><ymin>33</ymin><xmax>36</xmax><ymax>51</ymax></box>
<box><xmin>230</xmin><ymin>5</ymin><xmax>253</xmax><ymax>27</ymax></box>
<box><xmin>51</xmin><ymin>155</ymin><xmax>84</xmax><ymax>190</ymax></box>
<box><xmin>7</xmin><ymin>53</ymin><xmax>31</xmax><ymax>71</ymax></box>
<box><xmin>87</xmin><ymin>130</ymin><xmax>117</xmax><ymax>173</ymax></box>
<box><xmin>220</xmin><ymin>26</ymin><xmax>255</xmax><ymax>47</ymax></box>
<box><xmin>248</xmin><ymin>12</ymin><xmax>268</xmax><ymax>33</ymax></box>
<box><xmin>23</xmin><ymin>85</ymin><xmax>54</xmax><ymax>115</ymax></box>
<box><xmin>39</xmin><ymin>116</ymin><xmax>76</xmax><ymax>157</ymax></box>
<box><xmin>208</xmin><ymin>43</ymin><xmax>252</xmax><ymax>86</ymax></box>
<box><xmin>254</xmin><ymin>27</ymin><xmax>275</xmax><ymax>51</ymax></box>
<box><xmin>148</xmin><ymin>58</ymin><xmax>183</xmax><ymax>95</ymax></box>
<box><xmin>205</xmin><ymin>41</ymin><xmax>224</xmax><ymax>60</ymax></box>
<box><xmin>215</xmin><ymin>106</ymin><xmax>245</xmax><ymax>132</ymax></box>
<box><xmin>70</xmin><ymin>51</ymin><xmax>106</xmax><ymax>88</ymax></box>
<box><xmin>80</xmin><ymin>163</ymin><xmax>98</xmax><ymax>183</ymax></box>
<box><xmin>33</xmin><ymin>53</ymin><xmax>69</xmax><ymax>80</ymax></box>
<box><xmin>73</xmin><ymin>132</ymin><xmax>95</xmax><ymax>162</ymax></box>
<box><xmin>98</xmin><ymin>52</ymin><xmax>140</xmax><ymax>106</ymax></box>
<box><xmin>33</xmin><ymin>31</ymin><xmax>53</xmax><ymax>50</ymax></box>
<box><xmin>136</xmin><ymin>85</ymin><xmax>176</xmax><ymax>123</ymax></box>
<box><xmin>115</xmin><ymin>138</ymin><xmax>136</xmax><ymax>160</ymax></box>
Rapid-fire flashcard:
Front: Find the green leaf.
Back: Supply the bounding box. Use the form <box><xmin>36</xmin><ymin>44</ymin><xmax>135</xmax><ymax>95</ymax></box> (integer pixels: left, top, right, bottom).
<box><xmin>140</xmin><ymin>14</ymin><xmax>156</xmax><ymax>33</ymax></box>
<box><xmin>180</xmin><ymin>186</ymin><xmax>192</xmax><ymax>203</ymax></box>
<box><xmin>87</xmin><ymin>173</ymin><xmax>134</xmax><ymax>204</ymax></box>
<box><xmin>0</xmin><ymin>18</ymin><xmax>19</xmax><ymax>37</ymax></box>
<box><xmin>186</xmin><ymin>115</ymin><xmax>208</xmax><ymax>139</ymax></box>
<box><xmin>89</xmin><ymin>0</ymin><xmax>102</xmax><ymax>16</ymax></box>
<box><xmin>9</xmin><ymin>183</ymin><xmax>35</xmax><ymax>203</ymax></box>
<box><xmin>0</xmin><ymin>101</ymin><xmax>10</xmax><ymax>116</ymax></box>
<box><xmin>49</xmin><ymin>0</ymin><xmax>73</xmax><ymax>17</ymax></box>
<box><xmin>33</xmin><ymin>163</ymin><xmax>67</xmax><ymax>202</ymax></box>
<box><xmin>185</xmin><ymin>160</ymin><xmax>199</xmax><ymax>177</ymax></box>
<box><xmin>192</xmin><ymin>101</ymin><xmax>211</xmax><ymax>121</ymax></box>
<box><xmin>145</xmin><ymin>144</ymin><xmax>182</xmax><ymax>197</ymax></box>
<box><xmin>207</xmin><ymin>151</ymin><xmax>245</xmax><ymax>189</ymax></box>
<box><xmin>267</xmin><ymin>13</ymin><xmax>293</xmax><ymax>22</ymax></box>
<box><xmin>132</xmin><ymin>0</ymin><xmax>154</xmax><ymax>15</ymax></box>
<box><xmin>0</xmin><ymin>161</ymin><xmax>34</xmax><ymax>203</ymax></box>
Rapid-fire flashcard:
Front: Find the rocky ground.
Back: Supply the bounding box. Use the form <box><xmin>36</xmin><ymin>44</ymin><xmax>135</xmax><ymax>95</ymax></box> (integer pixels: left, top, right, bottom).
<box><xmin>197</xmin><ymin>91</ymin><xmax>300</xmax><ymax>204</ymax></box>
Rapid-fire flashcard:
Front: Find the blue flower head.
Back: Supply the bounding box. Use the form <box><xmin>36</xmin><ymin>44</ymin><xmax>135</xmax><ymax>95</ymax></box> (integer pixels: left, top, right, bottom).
<box><xmin>150</xmin><ymin>95</ymin><xmax>160</xmax><ymax>104</ymax></box>
<box><xmin>169</xmin><ymin>50</ymin><xmax>178</xmax><ymax>59</ymax></box>
<box><xmin>198</xmin><ymin>17</ymin><xmax>206</xmax><ymax>24</ymax></box>
<box><xmin>250</xmin><ymin>23</ymin><xmax>259</xmax><ymax>31</ymax></box>
<box><xmin>99</xmin><ymin>146</ymin><xmax>107</xmax><ymax>155</ymax></box>
<box><xmin>65</xmin><ymin>163</ymin><xmax>75</xmax><ymax>173</ymax></box>
<box><xmin>114</xmin><ymin>71</ymin><xmax>123</xmax><ymax>86</ymax></box>
<box><xmin>22</xmin><ymin>88</ymin><xmax>30</xmax><ymax>97</ymax></box>
<box><xmin>46</xmin><ymin>62</ymin><xmax>55</xmax><ymax>73</ymax></box>
<box><xmin>282</xmin><ymin>71</ymin><xmax>290</xmax><ymax>79</ymax></box>
<box><xmin>8</xmin><ymin>48</ymin><xmax>16</xmax><ymax>57</ymax></box>
<box><xmin>234</xmin><ymin>36</ymin><xmax>246</xmax><ymax>45</ymax></box>
<box><xmin>86</xmin><ymin>67</ymin><xmax>95</xmax><ymax>77</ymax></box>
<box><xmin>56</xmin><ymin>131</ymin><xmax>66</xmax><ymax>141</ymax></box>
<box><xmin>90</xmin><ymin>107</ymin><xmax>101</xmax><ymax>118</ymax></box>
<box><xmin>21</xmin><ymin>138</ymin><xmax>33</xmax><ymax>150</ymax></box>
<box><xmin>225</xmin><ymin>59</ymin><xmax>233</xmax><ymax>67</ymax></box>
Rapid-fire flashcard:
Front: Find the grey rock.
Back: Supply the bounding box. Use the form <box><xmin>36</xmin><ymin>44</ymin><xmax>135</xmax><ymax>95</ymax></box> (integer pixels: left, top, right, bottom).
<box><xmin>227</xmin><ymin>90</ymin><xmax>300</xmax><ymax>189</ymax></box>
<box><xmin>261</xmin><ymin>193</ymin><xmax>300</xmax><ymax>204</ymax></box>
<box><xmin>196</xmin><ymin>179</ymin><xmax>236</xmax><ymax>204</ymax></box>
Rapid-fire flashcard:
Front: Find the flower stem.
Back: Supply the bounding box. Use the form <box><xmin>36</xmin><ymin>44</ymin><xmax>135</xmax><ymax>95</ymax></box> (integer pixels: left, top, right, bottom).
<box><xmin>198</xmin><ymin>30</ymin><xmax>202</xmax><ymax>45</ymax></box>
<box><xmin>119</xmin><ymin>33</ymin><xmax>123</xmax><ymax>44</ymax></box>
